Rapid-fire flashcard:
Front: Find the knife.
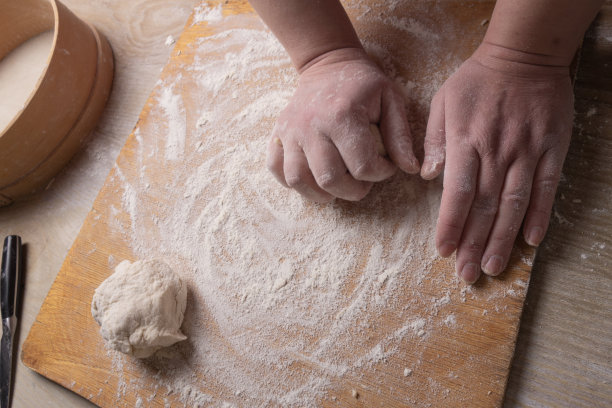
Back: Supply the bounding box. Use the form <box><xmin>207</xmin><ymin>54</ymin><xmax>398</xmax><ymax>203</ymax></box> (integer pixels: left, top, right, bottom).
<box><xmin>1</xmin><ymin>236</ymin><xmax>21</xmax><ymax>408</ymax></box>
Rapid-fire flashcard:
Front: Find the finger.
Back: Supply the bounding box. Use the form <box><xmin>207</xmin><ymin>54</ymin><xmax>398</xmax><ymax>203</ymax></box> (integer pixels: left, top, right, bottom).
<box><xmin>368</xmin><ymin>124</ymin><xmax>387</xmax><ymax>157</ymax></box>
<box><xmin>455</xmin><ymin>159</ymin><xmax>507</xmax><ymax>284</ymax></box>
<box><xmin>380</xmin><ymin>86</ymin><xmax>419</xmax><ymax>173</ymax></box>
<box><xmin>523</xmin><ymin>149</ymin><xmax>564</xmax><ymax>246</ymax></box>
<box><xmin>266</xmin><ymin>136</ymin><xmax>288</xmax><ymax>187</ymax></box>
<box><xmin>435</xmin><ymin>144</ymin><xmax>479</xmax><ymax>259</ymax></box>
<box><xmin>283</xmin><ymin>145</ymin><xmax>334</xmax><ymax>203</ymax></box>
<box><xmin>303</xmin><ymin>135</ymin><xmax>372</xmax><ymax>201</ymax></box>
<box><xmin>421</xmin><ymin>90</ymin><xmax>446</xmax><ymax>180</ymax></box>
<box><xmin>334</xmin><ymin>121</ymin><xmax>397</xmax><ymax>182</ymax></box>
<box><xmin>481</xmin><ymin>159</ymin><xmax>535</xmax><ymax>276</ymax></box>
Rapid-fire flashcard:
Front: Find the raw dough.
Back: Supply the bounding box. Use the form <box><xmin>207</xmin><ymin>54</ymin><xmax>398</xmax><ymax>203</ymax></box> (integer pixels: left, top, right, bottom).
<box><xmin>91</xmin><ymin>259</ymin><xmax>187</xmax><ymax>358</ymax></box>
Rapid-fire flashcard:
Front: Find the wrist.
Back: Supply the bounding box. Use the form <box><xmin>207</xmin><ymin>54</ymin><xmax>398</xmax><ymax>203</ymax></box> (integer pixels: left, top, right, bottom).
<box><xmin>298</xmin><ymin>47</ymin><xmax>369</xmax><ymax>74</ymax></box>
<box><xmin>472</xmin><ymin>41</ymin><xmax>571</xmax><ymax>79</ymax></box>
<box><xmin>249</xmin><ymin>0</ymin><xmax>364</xmax><ymax>74</ymax></box>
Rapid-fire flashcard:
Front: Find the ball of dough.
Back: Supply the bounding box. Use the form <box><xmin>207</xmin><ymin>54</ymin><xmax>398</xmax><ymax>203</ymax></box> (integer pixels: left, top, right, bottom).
<box><xmin>91</xmin><ymin>259</ymin><xmax>187</xmax><ymax>358</ymax></box>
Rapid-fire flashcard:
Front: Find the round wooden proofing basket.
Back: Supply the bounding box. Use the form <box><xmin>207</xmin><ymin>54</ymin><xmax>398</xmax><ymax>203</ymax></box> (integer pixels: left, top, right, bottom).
<box><xmin>0</xmin><ymin>0</ymin><xmax>114</xmax><ymax>207</ymax></box>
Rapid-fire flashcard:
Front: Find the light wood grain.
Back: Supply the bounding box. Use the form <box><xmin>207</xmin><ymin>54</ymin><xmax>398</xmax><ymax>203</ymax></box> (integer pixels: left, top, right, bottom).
<box><xmin>19</xmin><ymin>1</ymin><xmax>534</xmax><ymax>407</ymax></box>
<box><xmin>504</xmin><ymin>4</ymin><xmax>612</xmax><ymax>407</ymax></box>
<box><xmin>0</xmin><ymin>0</ymin><xmax>199</xmax><ymax>407</ymax></box>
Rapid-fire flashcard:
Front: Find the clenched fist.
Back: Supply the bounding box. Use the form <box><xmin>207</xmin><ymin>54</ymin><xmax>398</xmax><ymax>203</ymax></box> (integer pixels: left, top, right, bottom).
<box><xmin>267</xmin><ymin>48</ymin><xmax>420</xmax><ymax>202</ymax></box>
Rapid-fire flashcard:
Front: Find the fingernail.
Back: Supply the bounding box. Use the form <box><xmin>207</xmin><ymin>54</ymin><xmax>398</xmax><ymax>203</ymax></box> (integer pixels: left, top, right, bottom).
<box><xmin>483</xmin><ymin>255</ymin><xmax>504</xmax><ymax>276</ymax></box>
<box><xmin>438</xmin><ymin>241</ymin><xmax>456</xmax><ymax>257</ymax></box>
<box><xmin>421</xmin><ymin>162</ymin><xmax>433</xmax><ymax>178</ymax></box>
<box><xmin>459</xmin><ymin>263</ymin><xmax>480</xmax><ymax>284</ymax></box>
<box><xmin>526</xmin><ymin>227</ymin><xmax>544</xmax><ymax>246</ymax></box>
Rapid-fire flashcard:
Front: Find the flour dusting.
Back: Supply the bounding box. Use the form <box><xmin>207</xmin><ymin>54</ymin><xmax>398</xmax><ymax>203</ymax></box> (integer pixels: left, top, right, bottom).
<box><xmin>159</xmin><ymin>86</ymin><xmax>186</xmax><ymax>161</ymax></box>
<box><xmin>99</xmin><ymin>2</ymin><xmax>529</xmax><ymax>406</ymax></box>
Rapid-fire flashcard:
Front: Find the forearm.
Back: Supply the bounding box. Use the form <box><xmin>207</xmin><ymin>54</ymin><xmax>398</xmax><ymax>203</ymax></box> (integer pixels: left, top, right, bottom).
<box><xmin>248</xmin><ymin>0</ymin><xmax>363</xmax><ymax>72</ymax></box>
<box><xmin>484</xmin><ymin>0</ymin><xmax>604</xmax><ymax>66</ymax></box>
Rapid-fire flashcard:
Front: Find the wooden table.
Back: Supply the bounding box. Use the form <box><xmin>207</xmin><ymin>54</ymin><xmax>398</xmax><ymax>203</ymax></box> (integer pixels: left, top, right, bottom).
<box><xmin>0</xmin><ymin>1</ymin><xmax>610</xmax><ymax>407</ymax></box>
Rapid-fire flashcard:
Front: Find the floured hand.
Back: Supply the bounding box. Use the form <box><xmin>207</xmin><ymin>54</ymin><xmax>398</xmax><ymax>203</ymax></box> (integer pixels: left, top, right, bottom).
<box><xmin>267</xmin><ymin>48</ymin><xmax>419</xmax><ymax>202</ymax></box>
<box><xmin>421</xmin><ymin>43</ymin><xmax>574</xmax><ymax>283</ymax></box>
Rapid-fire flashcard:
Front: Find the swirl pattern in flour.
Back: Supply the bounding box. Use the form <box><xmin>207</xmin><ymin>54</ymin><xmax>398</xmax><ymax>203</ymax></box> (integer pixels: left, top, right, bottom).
<box><xmin>113</xmin><ymin>6</ymin><xmax>450</xmax><ymax>406</ymax></box>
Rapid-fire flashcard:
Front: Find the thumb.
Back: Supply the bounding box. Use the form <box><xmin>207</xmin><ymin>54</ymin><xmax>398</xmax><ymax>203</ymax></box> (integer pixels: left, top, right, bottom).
<box><xmin>379</xmin><ymin>86</ymin><xmax>420</xmax><ymax>174</ymax></box>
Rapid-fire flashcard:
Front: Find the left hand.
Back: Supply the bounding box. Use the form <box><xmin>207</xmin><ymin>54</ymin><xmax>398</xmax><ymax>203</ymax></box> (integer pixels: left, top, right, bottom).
<box><xmin>421</xmin><ymin>43</ymin><xmax>575</xmax><ymax>283</ymax></box>
<box><xmin>267</xmin><ymin>48</ymin><xmax>419</xmax><ymax>203</ymax></box>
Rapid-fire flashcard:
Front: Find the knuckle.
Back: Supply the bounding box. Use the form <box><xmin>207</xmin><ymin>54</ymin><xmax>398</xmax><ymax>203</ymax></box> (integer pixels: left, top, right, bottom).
<box><xmin>471</xmin><ymin>194</ymin><xmax>499</xmax><ymax>216</ymax></box>
<box><xmin>464</xmin><ymin>238</ymin><xmax>485</xmax><ymax>254</ymax></box>
<box><xmin>501</xmin><ymin>189</ymin><xmax>530</xmax><ymax>211</ymax></box>
<box><xmin>330</xmin><ymin>97</ymin><xmax>368</xmax><ymax>124</ymax></box>
<box><xmin>352</xmin><ymin>159</ymin><xmax>375</xmax><ymax>180</ymax></box>
<box><xmin>317</xmin><ymin>171</ymin><xmax>339</xmax><ymax>189</ymax></box>
<box><xmin>447</xmin><ymin>187</ymin><xmax>473</xmax><ymax>204</ymax></box>
<box><xmin>285</xmin><ymin>173</ymin><xmax>306</xmax><ymax>188</ymax></box>
<box><xmin>488</xmin><ymin>230</ymin><xmax>517</xmax><ymax>246</ymax></box>
<box><xmin>331</xmin><ymin>97</ymin><xmax>354</xmax><ymax>119</ymax></box>
<box><xmin>443</xmin><ymin>175</ymin><xmax>475</xmax><ymax>201</ymax></box>
<box><xmin>437</xmin><ymin>219</ymin><xmax>464</xmax><ymax>235</ymax></box>
<box><xmin>533</xmin><ymin>178</ymin><xmax>558</xmax><ymax>196</ymax></box>
<box><xmin>470</xmin><ymin>132</ymin><xmax>506</xmax><ymax>160</ymax></box>
<box><xmin>527</xmin><ymin>206</ymin><xmax>552</xmax><ymax>219</ymax></box>
<box><xmin>474</xmin><ymin>140</ymin><xmax>496</xmax><ymax>159</ymax></box>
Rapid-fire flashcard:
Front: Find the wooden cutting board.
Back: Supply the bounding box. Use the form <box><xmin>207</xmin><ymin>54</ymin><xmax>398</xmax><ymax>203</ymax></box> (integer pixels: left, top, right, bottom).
<box><xmin>22</xmin><ymin>1</ymin><xmax>534</xmax><ymax>407</ymax></box>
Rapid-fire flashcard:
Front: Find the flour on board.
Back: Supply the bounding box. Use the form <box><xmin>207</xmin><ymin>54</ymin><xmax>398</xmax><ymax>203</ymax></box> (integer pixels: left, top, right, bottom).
<box><xmin>102</xmin><ymin>2</ymin><xmax>527</xmax><ymax>406</ymax></box>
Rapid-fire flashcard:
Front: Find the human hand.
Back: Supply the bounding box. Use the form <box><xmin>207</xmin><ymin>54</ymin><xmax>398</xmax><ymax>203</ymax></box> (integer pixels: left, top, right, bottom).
<box><xmin>421</xmin><ymin>43</ymin><xmax>574</xmax><ymax>283</ymax></box>
<box><xmin>267</xmin><ymin>48</ymin><xmax>420</xmax><ymax>202</ymax></box>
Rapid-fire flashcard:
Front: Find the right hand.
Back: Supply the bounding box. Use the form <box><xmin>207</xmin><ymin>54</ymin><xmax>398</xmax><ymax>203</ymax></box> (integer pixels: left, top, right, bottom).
<box><xmin>421</xmin><ymin>44</ymin><xmax>575</xmax><ymax>283</ymax></box>
<box><xmin>267</xmin><ymin>48</ymin><xmax>420</xmax><ymax>202</ymax></box>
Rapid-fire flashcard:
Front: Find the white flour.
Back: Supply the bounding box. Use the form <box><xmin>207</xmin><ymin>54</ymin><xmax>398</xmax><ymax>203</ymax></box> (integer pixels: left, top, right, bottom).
<box><xmin>159</xmin><ymin>85</ymin><xmax>187</xmax><ymax>161</ymax></box>
<box><xmin>101</xmin><ymin>2</ymin><xmax>526</xmax><ymax>407</ymax></box>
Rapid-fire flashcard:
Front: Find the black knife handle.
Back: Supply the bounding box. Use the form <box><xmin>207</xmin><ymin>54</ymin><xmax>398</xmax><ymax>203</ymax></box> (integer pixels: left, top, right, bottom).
<box><xmin>1</xmin><ymin>235</ymin><xmax>21</xmax><ymax>319</ymax></box>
